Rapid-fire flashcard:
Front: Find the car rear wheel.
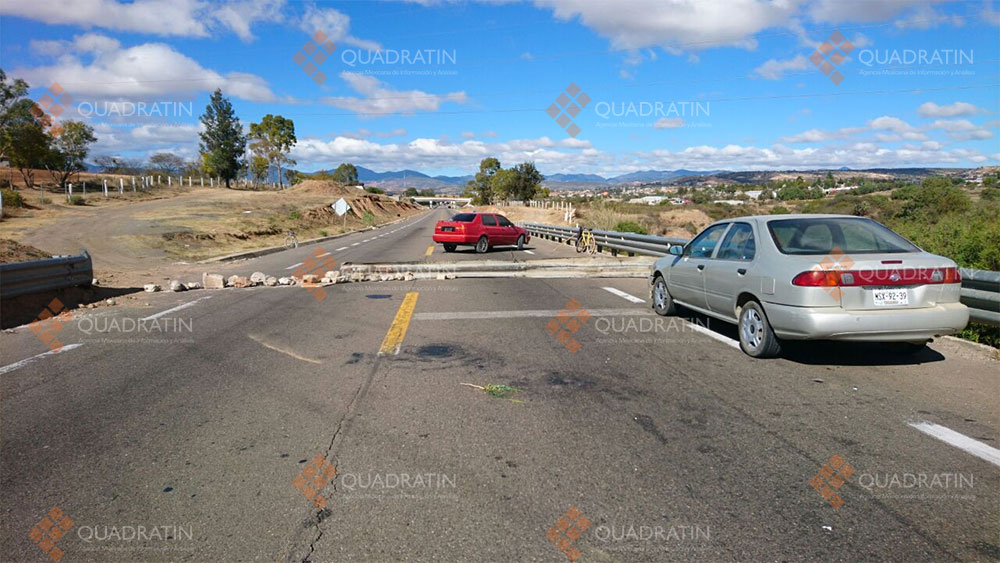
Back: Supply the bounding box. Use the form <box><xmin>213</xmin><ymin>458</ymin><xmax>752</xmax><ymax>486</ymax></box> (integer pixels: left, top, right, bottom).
<box><xmin>475</xmin><ymin>236</ymin><xmax>489</xmax><ymax>253</ymax></box>
<box><xmin>443</xmin><ymin>243</ymin><xmax>457</xmax><ymax>252</ymax></box>
<box><xmin>738</xmin><ymin>301</ymin><xmax>781</xmax><ymax>358</ymax></box>
<box><xmin>651</xmin><ymin>275</ymin><xmax>676</xmax><ymax>316</ymax></box>
<box><xmin>516</xmin><ymin>235</ymin><xmax>525</xmax><ymax>250</ymax></box>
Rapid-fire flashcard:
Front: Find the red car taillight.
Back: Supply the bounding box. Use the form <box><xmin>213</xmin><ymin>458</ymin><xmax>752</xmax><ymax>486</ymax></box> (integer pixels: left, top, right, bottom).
<box><xmin>793</xmin><ymin>267</ymin><xmax>961</xmax><ymax>287</ymax></box>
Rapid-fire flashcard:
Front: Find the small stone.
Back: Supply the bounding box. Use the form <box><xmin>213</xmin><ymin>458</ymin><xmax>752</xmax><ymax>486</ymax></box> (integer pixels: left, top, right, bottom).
<box><xmin>301</xmin><ymin>274</ymin><xmax>320</xmax><ymax>284</ymax></box>
<box><xmin>404</xmin><ymin>272</ymin><xmax>415</xmax><ymax>281</ymax></box>
<box><xmin>169</xmin><ymin>280</ymin><xmax>186</xmax><ymax>292</ymax></box>
<box><xmin>264</xmin><ymin>276</ymin><xmax>279</xmax><ymax>287</ymax></box>
<box><xmin>436</xmin><ymin>273</ymin><xmax>446</xmax><ymax>280</ymax></box>
<box><xmin>186</xmin><ymin>281</ymin><xmax>202</xmax><ymax>290</ymax></box>
<box><xmin>445</xmin><ymin>273</ymin><xmax>456</xmax><ymax>280</ymax></box>
<box><xmin>106</xmin><ymin>298</ymin><xmax>116</xmax><ymax>306</ymax></box>
<box><xmin>202</xmin><ymin>273</ymin><xmax>225</xmax><ymax>289</ymax></box>
<box><xmin>324</xmin><ymin>271</ymin><xmax>338</xmax><ymax>279</ymax></box>
<box><xmin>229</xmin><ymin>275</ymin><xmax>252</xmax><ymax>288</ymax></box>
<box><xmin>250</xmin><ymin>271</ymin><xmax>267</xmax><ymax>284</ymax></box>
<box><xmin>321</xmin><ymin>277</ymin><xmax>334</xmax><ymax>284</ymax></box>
<box><xmin>92</xmin><ymin>278</ymin><xmax>99</xmax><ymax>286</ymax></box>
<box><xmin>278</xmin><ymin>277</ymin><xmax>294</xmax><ymax>285</ymax></box>
<box><xmin>86</xmin><ymin>303</ymin><xmax>95</xmax><ymax>309</ymax></box>
<box><xmin>144</xmin><ymin>284</ymin><xmax>161</xmax><ymax>292</ymax></box>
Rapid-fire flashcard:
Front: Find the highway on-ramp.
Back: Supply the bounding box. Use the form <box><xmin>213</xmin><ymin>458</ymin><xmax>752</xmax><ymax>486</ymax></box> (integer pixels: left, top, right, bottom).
<box><xmin>2</xmin><ymin>208</ymin><xmax>998</xmax><ymax>562</ymax></box>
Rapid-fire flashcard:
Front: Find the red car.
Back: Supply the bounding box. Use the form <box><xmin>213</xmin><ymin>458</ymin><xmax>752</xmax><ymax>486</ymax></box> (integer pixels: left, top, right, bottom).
<box><xmin>433</xmin><ymin>212</ymin><xmax>530</xmax><ymax>253</ymax></box>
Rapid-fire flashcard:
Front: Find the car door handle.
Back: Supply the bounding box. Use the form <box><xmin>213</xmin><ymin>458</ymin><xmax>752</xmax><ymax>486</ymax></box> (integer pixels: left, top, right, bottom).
<box><xmin>696</xmin><ymin>264</ymin><xmax>705</xmax><ymax>271</ymax></box>
<box><xmin>737</xmin><ymin>268</ymin><xmax>747</xmax><ymax>275</ymax></box>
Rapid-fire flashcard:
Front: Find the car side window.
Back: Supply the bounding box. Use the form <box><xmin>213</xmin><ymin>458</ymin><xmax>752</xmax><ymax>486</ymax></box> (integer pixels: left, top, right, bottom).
<box><xmin>716</xmin><ymin>223</ymin><xmax>756</xmax><ymax>261</ymax></box>
<box><xmin>497</xmin><ymin>215</ymin><xmax>512</xmax><ymax>227</ymax></box>
<box><xmin>481</xmin><ymin>214</ymin><xmax>497</xmax><ymax>226</ymax></box>
<box><xmin>684</xmin><ymin>224</ymin><xmax>729</xmax><ymax>258</ymax></box>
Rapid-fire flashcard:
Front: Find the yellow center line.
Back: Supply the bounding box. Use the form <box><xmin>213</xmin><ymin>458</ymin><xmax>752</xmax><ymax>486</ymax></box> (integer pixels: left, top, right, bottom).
<box><xmin>378</xmin><ymin>292</ymin><xmax>420</xmax><ymax>356</ymax></box>
<box><xmin>425</xmin><ymin>245</ymin><xmax>434</xmax><ymax>256</ymax></box>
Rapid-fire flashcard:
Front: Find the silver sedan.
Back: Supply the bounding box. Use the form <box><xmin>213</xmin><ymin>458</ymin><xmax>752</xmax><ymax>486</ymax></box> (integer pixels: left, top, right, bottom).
<box><xmin>649</xmin><ymin>214</ymin><xmax>970</xmax><ymax>358</ymax></box>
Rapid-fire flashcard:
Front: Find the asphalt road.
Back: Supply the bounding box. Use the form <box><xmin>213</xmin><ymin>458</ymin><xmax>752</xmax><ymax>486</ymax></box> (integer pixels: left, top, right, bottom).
<box><xmin>1</xmin><ymin>207</ymin><xmax>997</xmax><ymax>562</ymax></box>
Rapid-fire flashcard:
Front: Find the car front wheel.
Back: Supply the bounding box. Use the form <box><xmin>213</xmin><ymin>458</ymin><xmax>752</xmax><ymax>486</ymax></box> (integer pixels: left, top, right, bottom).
<box><xmin>738</xmin><ymin>301</ymin><xmax>781</xmax><ymax>358</ymax></box>
<box><xmin>516</xmin><ymin>235</ymin><xmax>525</xmax><ymax>250</ymax></box>
<box><xmin>651</xmin><ymin>275</ymin><xmax>676</xmax><ymax>316</ymax></box>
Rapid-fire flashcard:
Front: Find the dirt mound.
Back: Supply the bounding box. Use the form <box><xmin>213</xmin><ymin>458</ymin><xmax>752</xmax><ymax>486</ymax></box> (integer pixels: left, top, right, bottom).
<box><xmin>654</xmin><ymin>208</ymin><xmax>713</xmax><ymax>238</ymax></box>
<box><xmin>291</xmin><ymin>179</ymin><xmax>359</xmax><ymax>196</ymax></box>
<box><xmin>0</xmin><ymin>238</ymin><xmax>52</xmax><ymax>264</ymax></box>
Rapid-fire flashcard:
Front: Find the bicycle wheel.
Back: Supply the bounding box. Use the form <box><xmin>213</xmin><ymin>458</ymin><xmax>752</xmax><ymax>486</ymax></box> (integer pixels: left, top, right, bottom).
<box><xmin>587</xmin><ymin>238</ymin><xmax>598</xmax><ymax>255</ymax></box>
<box><xmin>575</xmin><ymin>237</ymin><xmax>585</xmax><ymax>253</ymax></box>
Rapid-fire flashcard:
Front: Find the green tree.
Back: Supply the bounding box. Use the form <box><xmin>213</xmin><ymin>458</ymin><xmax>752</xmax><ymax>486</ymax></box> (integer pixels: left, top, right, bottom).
<box><xmin>45</xmin><ymin>121</ymin><xmax>96</xmax><ymax>191</ymax></box>
<box><xmin>0</xmin><ymin>69</ymin><xmax>31</xmax><ymax>164</ymax></box>
<box><xmin>249</xmin><ymin>155</ymin><xmax>269</xmax><ymax>187</ymax></box>
<box><xmin>469</xmin><ymin>157</ymin><xmax>501</xmax><ymax>204</ymax></box>
<box><xmin>507</xmin><ymin>162</ymin><xmax>544</xmax><ymax>202</ymax></box>
<box><xmin>403</xmin><ymin>187</ymin><xmax>419</xmax><ymax>198</ymax></box>
<box><xmin>248</xmin><ymin>114</ymin><xmax>296</xmax><ymax>188</ymax></box>
<box><xmin>199</xmin><ymin>89</ymin><xmax>245</xmax><ymax>188</ymax></box>
<box><xmin>331</xmin><ymin>163</ymin><xmax>359</xmax><ymax>184</ymax></box>
<box><xmin>7</xmin><ymin>118</ymin><xmax>50</xmax><ymax>189</ymax></box>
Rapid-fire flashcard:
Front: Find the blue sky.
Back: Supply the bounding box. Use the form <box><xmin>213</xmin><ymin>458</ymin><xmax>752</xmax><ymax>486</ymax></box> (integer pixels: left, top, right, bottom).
<box><xmin>2</xmin><ymin>0</ymin><xmax>998</xmax><ymax>176</ymax></box>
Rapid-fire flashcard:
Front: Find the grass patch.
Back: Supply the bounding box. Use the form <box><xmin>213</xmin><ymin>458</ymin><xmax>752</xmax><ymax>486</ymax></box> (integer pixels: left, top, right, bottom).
<box><xmin>461</xmin><ymin>383</ymin><xmax>523</xmax><ymax>401</ymax></box>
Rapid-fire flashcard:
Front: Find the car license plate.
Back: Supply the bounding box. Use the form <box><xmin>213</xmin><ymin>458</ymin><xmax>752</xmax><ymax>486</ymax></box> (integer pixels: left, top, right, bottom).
<box><xmin>872</xmin><ymin>288</ymin><xmax>909</xmax><ymax>306</ymax></box>
<box><xmin>441</xmin><ymin>226</ymin><xmax>455</xmax><ymax>232</ymax></box>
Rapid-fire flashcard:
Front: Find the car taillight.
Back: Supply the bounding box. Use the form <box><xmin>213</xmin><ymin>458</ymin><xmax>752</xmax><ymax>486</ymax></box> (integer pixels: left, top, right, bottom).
<box><xmin>792</xmin><ymin>270</ymin><xmax>840</xmax><ymax>287</ymax></box>
<box><xmin>793</xmin><ymin>267</ymin><xmax>962</xmax><ymax>287</ymax></box>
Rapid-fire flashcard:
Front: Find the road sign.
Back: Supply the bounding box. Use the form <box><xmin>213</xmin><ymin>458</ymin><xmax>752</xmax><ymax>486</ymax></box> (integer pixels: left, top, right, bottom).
<box><xmin>333</xmin><ymin>198</ymin><xmax>350</xmax><ymax>216</ymax></box>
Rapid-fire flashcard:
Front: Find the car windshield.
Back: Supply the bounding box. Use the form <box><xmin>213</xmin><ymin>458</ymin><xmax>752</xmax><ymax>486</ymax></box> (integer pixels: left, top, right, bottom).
<box><xmin>450</xmin><ymin>213</ymin><xmax>476</xmax><ymax>222</ymax></box>
<box><xmin>767</xmin><ymin>218</ymin><xmax>919</xmax><ymax>255</ymax></box>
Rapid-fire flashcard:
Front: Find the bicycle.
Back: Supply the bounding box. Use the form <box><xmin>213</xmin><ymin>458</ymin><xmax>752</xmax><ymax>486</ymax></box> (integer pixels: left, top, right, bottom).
<box><xmin>575</xmin><ymin>228</ymin><xmax>597</xmax><ymax>255</ymax></box>
<box><xmin>284</xmin><ymin>230</ymin><xmax>298</xmax><ymax>249</ymax></box>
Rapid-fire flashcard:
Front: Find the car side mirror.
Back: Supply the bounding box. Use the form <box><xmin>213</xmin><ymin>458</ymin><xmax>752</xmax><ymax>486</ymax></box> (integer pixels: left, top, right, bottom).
<box><xmin>669</xmin><ymin>245</ymin><xmax>684</xmax><ymax>256</ymax></box>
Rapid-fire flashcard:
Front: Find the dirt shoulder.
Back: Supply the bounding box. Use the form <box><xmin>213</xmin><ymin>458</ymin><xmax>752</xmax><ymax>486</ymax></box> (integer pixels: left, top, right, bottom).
<box><xmin>0</xmin><ymin>179</ymin><xmax>422</xmax><ymax>288</ymax></box>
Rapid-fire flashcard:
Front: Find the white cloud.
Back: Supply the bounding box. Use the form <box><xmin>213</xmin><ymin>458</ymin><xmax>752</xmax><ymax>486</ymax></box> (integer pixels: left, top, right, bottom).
<box><xmin>752</xmin><ymin>55</ymin><xmax>809</xmax><ymax>80</ymax></box>
<box><xmin>917</xmin><ymin>101</ymin><xmax>988</xmax><ymax>118</ymax></box>
<box><xmin>17</xmin><ymin>34</ymin><xmax>278</xmax><ymax>102</ymax></box>
<box><xmin>930</xmin><ymin>119</ymin><xmax>995</xmax><ymax>141</ymax></box>
<box><xmin>1</xmin><ymin>0</ymin><xmax>281</xmax><ymax>41</ymax></box>
<box><xmin>809</xmin><ymin>0</ymin><xmax>942</xmax><ymax>23</ymax></box>
<box><xmin>299</xmin><ymin>3</ymin><xmax>380</xmax><ymax>50</ymax></box>
<box><xmin>320</xmin><ymin>72</ymin><xmax>467</xmax><ymax>117</ymax></box>
<box><xmin>534</xmin><ymin>0</ymin><xmax>797</xmax><ymax>51</ymax></box>
<box><xmin>893</xmin><ymin>4</ymin><xmax>964</xmax><ymax>29</ymax></box>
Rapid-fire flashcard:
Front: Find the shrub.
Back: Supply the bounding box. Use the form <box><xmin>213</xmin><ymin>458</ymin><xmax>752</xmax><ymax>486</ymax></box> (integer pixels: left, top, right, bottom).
<box><xmin>318</xmin><ymin>230</ymin><xmax>328</xmax><ymax>237</ymax></box>
<box><xmin>362</xmin><ymin>211</ymin><xmax>376</xmax><ymax>226</ymax></box>
<box><xmin>769</xmin><ymin>205</ymin><xmax>790</xmax><ymax>215</ymax></box>
<box><xmin>39</xmin><ymin>197</ymin><xmax>52</xmax><ymax>204</ymax></box>
<box><xmin>613</xmin><ymin>220</ymin><xmax>648</xmax><ymax>234</ymax></box>
<box><xmin>1</xmin><ymin>189</ymin><xmax>25</xmax><ymax>208</ymax></box>
<box><xmin>70</xmin><ymin>195</ymin><xmax>86</xmax><ymax>206</ymax></box>
<box><xmin>289</xmin><ymin>211</ymin><xmax>302</xmax><ymax>220</ymax></box>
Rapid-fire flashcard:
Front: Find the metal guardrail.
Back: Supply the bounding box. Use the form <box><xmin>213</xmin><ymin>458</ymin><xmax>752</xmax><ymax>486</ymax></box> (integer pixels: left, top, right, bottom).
<box><xmin>0</xmin><ymin>250</ymin><xmax>93</xmax><ymax>299</ymax></box>
<box><xmin>523</xmin><ymin>223</ymin><xmax>688</xmax><ymax>257</ymax></box>
<box><xmin>962</xmin><ymin>269</ymin><xmax>1000</xmax><ymax>326</ymax></box>
<box><xmin>522</xmin><ymin>222</ymin><xmax>1000</xmax><ymax>326</ymax></box>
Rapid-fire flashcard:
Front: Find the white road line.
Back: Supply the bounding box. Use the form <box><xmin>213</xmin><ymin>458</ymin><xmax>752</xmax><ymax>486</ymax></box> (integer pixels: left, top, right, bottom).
<box><xmin>285</xmin><ymin>262</ymin><xmax>303</xmax><ymax>270</ymax></box>
<box><xmin>351</xmin><ymin>242</ymin><xmax>360</xmax><ymax>246</ymax></box>
<box><xmin>908</xmin><ymin>421</ymin><xmax>1000</xmax><ymax>468</ymax></box>
<box><xmin>140</xmin><ymin>296</ymin><xmax>212</xmax><ymax>322</ymax></box>
<box><xmin>523</xmin><ymin>250</ymin><xmax>535</xmax><ymax>255</ymax></box>
<box><xmin>315</xmin><ymin>252</ymin><xmax>330</xmax><ymax>257</ymax></box>
<box><xmin>414</xmin><ymin>308</ymin><xmax>654</xmax><ymax>321</ymax></box>
<box><xmin>335</xmin><ymin>246</ymin><xmax>349</xmax><ymax>251</ymax></box>
<box><xmin>363</xmin><ymin>239</ymin><xmax>371</xmax><ymax>242</ymax></box>
<box><xmin>603</xmin><ymin>287</ymin><xmax>645</xmax><ymax>304</ymax></box>
<box><xmin>681</xmin><ymin>320</ymin><xmax>741</xmax><ymax>349</ymax></box>
<box><xmin>0</xmin><ymin>344</ymin><xmax>83</xmax><ymax>376</ymax></box>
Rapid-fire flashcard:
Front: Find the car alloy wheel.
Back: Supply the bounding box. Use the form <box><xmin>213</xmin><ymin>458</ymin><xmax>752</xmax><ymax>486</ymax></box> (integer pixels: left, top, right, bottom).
<box><xmin>651</xmin><ymin>276</ymin><xmax>675</xmax><ymax>316</ymax></box>
<box><xmin>741</xmin><ymin>308</ymin><xmax>764</xmax><ymax>351</ymax></box>
<box><xmin>476</xmin><ymin>237</ymin><xmax>488</xmax><ymax>253</ymax></box>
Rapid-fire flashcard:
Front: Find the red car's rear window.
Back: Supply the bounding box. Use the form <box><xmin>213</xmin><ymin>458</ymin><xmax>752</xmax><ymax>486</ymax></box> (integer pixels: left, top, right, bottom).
<box><xmin>451</xmin><ymin>213</ymin><xmax>477</xmax><ymax>222</ymax></box>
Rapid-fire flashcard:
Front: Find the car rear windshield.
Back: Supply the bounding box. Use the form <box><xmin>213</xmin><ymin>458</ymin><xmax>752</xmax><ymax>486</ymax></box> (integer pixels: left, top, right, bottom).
<box><xmin>767</xmin><ymin>217</ymin><xmax>920</xmax><ymax>255</ymax></box>
<box><xmin>450</xmin><ymin>213</ymin><xmax>476</xmax><ymax>222</ymax></box>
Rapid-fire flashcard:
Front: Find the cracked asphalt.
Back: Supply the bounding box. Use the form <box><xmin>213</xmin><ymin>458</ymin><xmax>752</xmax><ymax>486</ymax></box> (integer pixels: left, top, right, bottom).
<box><xmin>1</xmin><ymin>208</ymin><xmax>998</xmax><ymax>562</ymax></box>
